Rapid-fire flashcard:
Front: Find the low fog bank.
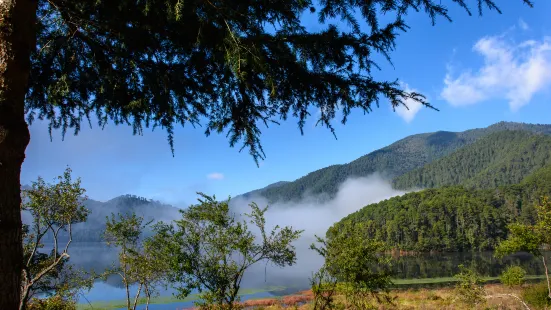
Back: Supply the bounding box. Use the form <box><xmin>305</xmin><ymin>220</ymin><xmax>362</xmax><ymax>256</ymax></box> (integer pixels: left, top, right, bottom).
<box><xmin>230</xmin><ymin>174</ymin><xmax>409</xmax><ymax>289</ymax></box>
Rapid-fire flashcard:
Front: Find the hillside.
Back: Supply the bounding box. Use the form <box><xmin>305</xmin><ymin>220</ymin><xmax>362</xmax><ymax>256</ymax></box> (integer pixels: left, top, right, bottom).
<box><xmin>392</xmin><ymin>130</ymin><xmax>551</xmax><ymax>190</ymax></box>
<box><xmin>37</xmin><ymin>194</ymin><xmax>181</xmax><ymax>242</ymax></box>
<box><xmin>243</xmin><ymin>122</ymin><xmax>551</xmax><ymax>203</ymax></box>
<box><xmin>329</xmin><ymin>186</ymin><xmax>509</xmax><ymax>252</ymax></box>
<box><xmin>328</xmin><ymin>161</ymin><xmax>551</xmax><ymax>252</ymax></box>
<box><xmin>238</xmin><ymin>181</ymin><xmax>290</xmax><ymax>200</ymax></box>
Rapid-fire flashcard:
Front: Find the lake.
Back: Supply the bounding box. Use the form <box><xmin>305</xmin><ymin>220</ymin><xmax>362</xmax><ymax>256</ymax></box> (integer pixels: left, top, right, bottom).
<box><xmin>65</xmin><ymin>243</ymin><xmax>550</xmax><ymax>309</ymax></box>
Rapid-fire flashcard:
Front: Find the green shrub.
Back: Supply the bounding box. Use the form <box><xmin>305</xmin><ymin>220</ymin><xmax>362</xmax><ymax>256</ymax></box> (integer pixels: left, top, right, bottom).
<box><xmin>499</xmin><ymin>265</ymin><xmax>526</xmax><ymax>287</ymax></box>
<box><xmin>522</xmin><ymin>282</ymin><xmax>551</xmax><ymax>309</ymax></box>
<box><xmin>27</xmin><ymin>295</ymin><xmax>76</xmax><ymax>310</ymax></box>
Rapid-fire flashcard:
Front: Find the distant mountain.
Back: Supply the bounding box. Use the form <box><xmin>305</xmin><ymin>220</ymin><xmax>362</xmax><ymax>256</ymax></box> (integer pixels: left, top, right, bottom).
<box><xmin>393</xmin><ymin>130</ymin><xmax>551</xmax><ymax>190</ymax></box>
<box><xmin>242</xmin><ymin>122</ymin><xmax>551</xmax><ymax>203</ymax></box>
<box><xmin>33</xmin><ymin>194</ymin><xmax>181</xmax><ymax>242</ymax></box>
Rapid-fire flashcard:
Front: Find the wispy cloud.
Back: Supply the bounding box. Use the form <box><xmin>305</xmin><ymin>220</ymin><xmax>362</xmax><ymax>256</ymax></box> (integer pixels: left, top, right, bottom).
<box><xmin>207</xmin><ymin>172</ymin><xmax>224</xmax><ymax>180</ymax></box>
<box><xmin>518</xmin><ymin>18</ymin><xmax>529</xmax><ymax>31</ymax></box>
<box><xmin>441</xmin><ymin>33</ymin><xmax>551</xmax><ymax>111</ymax></box>
<box><xmin>395</xmin><ymin>83</ymin><xmax>424</xmax><ymax>123</ymax></box>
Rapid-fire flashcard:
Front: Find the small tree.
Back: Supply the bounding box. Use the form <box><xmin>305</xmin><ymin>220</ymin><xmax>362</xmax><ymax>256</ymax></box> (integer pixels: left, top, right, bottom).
<box><xmin>152</xmin><ymin>193</ymin><xmax>302</xmax><ymax>310</ymax></box>
<box><xmin>103</xmin><ymin>213</ymin><xmax>168</xmax><ymax>310</ymax></box>
<box><xmin>495</xmin><ymin>197</ymin><xmax>551</xmax><ymax>299</ymax></box>
<box><xmin>20</xmin><ymin>168</ymin><xmax>89</xmax><ymax>310</ymax></box>
<box><xmin>454</xmin><ymin>264</ymin><xmax>486</xmax><ymax>306</ymax></box>
<box><xmin>132</xmin><ymin>238</ymin><xmax>171</xmax><ymax>310</ymax></box>
<box><xmin>311</xmin><ymin>222</ymin><xmax>393</xmax><ymax>309</ymax></box>
<box><xmin>309</xmin><ymin>265</ymin><xmax>338</xmax><ymax>310</ymax></box>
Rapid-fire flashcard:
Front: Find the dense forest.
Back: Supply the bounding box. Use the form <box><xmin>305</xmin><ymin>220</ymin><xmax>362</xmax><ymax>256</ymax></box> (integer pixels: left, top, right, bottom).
<box><xmin>239</xmin><ymin>122</ymin><xmax>551</xmax><ymax>203</ymax></box>
<box><xmin>329</xmin><ymin>162</ymin><xmax>551</xmax><ymax>252</ymax></box>
<box><xmin>393</xmin><ymin>131</ymin><xmax>551</xmax><ymax>190</ymax></box>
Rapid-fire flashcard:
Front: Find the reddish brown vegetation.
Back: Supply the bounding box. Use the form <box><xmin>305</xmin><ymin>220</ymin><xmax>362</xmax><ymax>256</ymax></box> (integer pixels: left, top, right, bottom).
<box><xmin>180</xmin><ymin>291</ymin><xmax>314</xmax><ymax>309</ymax></box>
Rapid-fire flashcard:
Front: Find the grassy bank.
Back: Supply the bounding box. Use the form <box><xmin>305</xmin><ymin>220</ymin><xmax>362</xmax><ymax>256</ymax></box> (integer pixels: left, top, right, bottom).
<box><xmin>225</xmin><ymin>283</ymin><xmax>547</xmax><ymax>310</ymax></box>
<box><xmin>392</xmin><ymin>274</ymin><xmax>547</xmax><ymax>287</ymax></box>
<box><xmin>77</xmin><ymin>277</ymin><xmax>548</xmax><ymax>309</ymax></box>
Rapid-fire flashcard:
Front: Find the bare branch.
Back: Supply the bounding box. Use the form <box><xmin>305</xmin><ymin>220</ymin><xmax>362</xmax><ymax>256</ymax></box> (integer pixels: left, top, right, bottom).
<box><xmin>29</xmin><ymin>252</ymin><xmax>69</xmax><ymax>288</ymax></box>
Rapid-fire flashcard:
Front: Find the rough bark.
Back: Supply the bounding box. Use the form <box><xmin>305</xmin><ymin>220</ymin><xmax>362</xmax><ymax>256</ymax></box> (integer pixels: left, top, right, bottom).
<box><xmin>0</xmin><ymin>0</ymin><xmax>37</xmax><ymax>309</ymax></box>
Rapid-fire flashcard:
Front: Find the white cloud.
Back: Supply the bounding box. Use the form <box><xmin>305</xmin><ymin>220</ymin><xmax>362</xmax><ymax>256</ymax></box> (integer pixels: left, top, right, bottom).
<box><xmin>518</xmin><ymin>18</ymin><xmax>529</xmax><ymax>31</ymax></box>
<box><xmin>441</xmin><ymin>34</ymin><xmax>551</xmax><ymax>111</ymax></box>
<box><xmin>207</xmin><ymin>172</ymin><xmax>224</xmax><ymax>180</ymax></box>
<box><xmin>395</xmin><ymin>83</ymin><xmax>424</xmax><ymax>123</ymax></box>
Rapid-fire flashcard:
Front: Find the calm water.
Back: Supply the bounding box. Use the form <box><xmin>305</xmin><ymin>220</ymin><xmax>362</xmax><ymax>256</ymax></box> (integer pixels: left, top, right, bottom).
<box><xmin>388</xmin><ymin>251</ymin><xmax>551</xmax><ymax>279</ymax></box>
<box><xmin>65</xmin><ymin>243</ymin><xmax>551</xmax><ymax>309</ymax></box>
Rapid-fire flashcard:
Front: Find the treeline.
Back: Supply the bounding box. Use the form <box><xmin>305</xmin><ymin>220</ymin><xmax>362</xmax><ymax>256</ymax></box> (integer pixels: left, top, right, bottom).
<box><xmin>393</xmin><ymin>130</ymin><xmax>551</xmax><ymax>190</ymax></box>
<box><xmin>329</xmin><ymin>163</ymin><xmax>551</xmax><ymax>252</ymax></box>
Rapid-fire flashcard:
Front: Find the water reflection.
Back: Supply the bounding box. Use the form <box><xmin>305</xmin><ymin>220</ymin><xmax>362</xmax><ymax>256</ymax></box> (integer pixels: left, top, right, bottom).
<box><xmin>387</xmin><ymin>251</ymin><xmax>551</xmax><ymax>279</ymax></box>
<box><xmin>68</xmin><ymin>243</ymin><xmax>551</xmax><ymax>304</ymax></box>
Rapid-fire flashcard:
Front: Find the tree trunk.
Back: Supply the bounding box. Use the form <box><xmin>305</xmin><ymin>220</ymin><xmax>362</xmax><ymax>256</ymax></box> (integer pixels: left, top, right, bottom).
<box><xmin>132</xmin><ymin>283</ymin><xmax>142</xmax><ymax>310</ymax></box>
<box><xmin>542</xmin><ymin>256</ymin><xmax>551</xmax><ymax>299</ymax></box>
<box><xmin>0</xmin><ymin>0</ymin><xmax>36</xmax><ymax>309</ymax></box>
<box><xmin>144</xmin><ymin>284</ymin><xmax>151</xmax><ymax>310</ymax></box>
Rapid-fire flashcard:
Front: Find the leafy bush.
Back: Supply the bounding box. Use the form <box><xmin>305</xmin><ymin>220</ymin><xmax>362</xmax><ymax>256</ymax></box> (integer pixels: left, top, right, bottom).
<box><xmin>27</xmin><ymin>296</ymin><xmax>76</xmax><ymax>310</ymax></box>
<box><xmin>499</xmin><ymin>265</ymin><xmax>526</xmax><ymax>287</ymax></box>
<box><xmin>454</xmin><ymin>264</ymin><xmax>486</xmax><ymax>306</ymax></box>
<box><xmin>522</xmin><ymin>282</ymin><xmax>551</xmax><ymax>309</ymax></box>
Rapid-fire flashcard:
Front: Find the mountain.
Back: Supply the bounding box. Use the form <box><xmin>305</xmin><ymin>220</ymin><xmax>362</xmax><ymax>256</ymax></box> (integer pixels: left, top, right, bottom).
<box><xmin>393</xmin><ymin>130</ymin><xmax>551</xmax><ymax>190</ymax></box>
<box><xmin>237</xmin><ymin>181</ymin><xmax>290</xmax><ymax>200</ymax></box>
<box><xmin>37</xmin><ymin>194</ymin><xmax>182</xmax><ymax>242</ymax></box>
<box><xmin>328</xmin><ymin>162</ymin><xmax>551</xmax><ymax>252</ymax></box>
<box><xmin>242</xmin><ymin>122</ymin><xmax>551</xmax><ymax>203</ymax></box>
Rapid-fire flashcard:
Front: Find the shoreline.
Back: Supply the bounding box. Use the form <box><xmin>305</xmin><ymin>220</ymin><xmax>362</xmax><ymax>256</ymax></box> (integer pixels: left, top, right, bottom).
<box><xmin>77</xmin><ymin>275</ymin><xmax>547</xmax><ymax>309</ymax></box>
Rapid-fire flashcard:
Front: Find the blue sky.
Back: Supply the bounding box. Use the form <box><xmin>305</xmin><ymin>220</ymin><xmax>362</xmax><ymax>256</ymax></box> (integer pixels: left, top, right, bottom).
<box><xmin>22</xmin><ymin>1</ymin><xmax>551</xmax><ymax>207</ymax></box>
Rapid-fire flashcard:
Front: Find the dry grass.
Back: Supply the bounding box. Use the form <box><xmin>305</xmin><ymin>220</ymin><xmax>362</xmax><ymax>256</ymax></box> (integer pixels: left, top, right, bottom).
<box><xmin>182</xmin><ymin>284</ymin><xmax>538</xmax><ymax>310</ymax></box>
<box><xmin>391</xmin><ymin>284</ymin><xmax>529</xmax><ymax>310</ymax></box>
<box><xmin>182</xmin><ymin>291</ymin><xmax>315</xmax><ymax>310</ymax></box>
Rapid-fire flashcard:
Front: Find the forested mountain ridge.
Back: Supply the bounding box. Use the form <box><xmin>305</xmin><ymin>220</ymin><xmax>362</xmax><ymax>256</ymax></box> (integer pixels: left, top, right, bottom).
<box><xmin>329</xmin><ymin>159</ymin><xmax>551</xmax><ymax>252</ymax></box>
<box><xmin>392</xmin><ymin>130</ymin><xmax>551</xmax><ymax>190</ymax></box>
<box><xmin>241</xmin><ymin>122</ymin><xmax>551</xmax><ymax>203</ymax></box>
<box><xmin>237</xmin><ymin>181</ymin><xmax>290</xmax><ymax>200</ymax></box>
